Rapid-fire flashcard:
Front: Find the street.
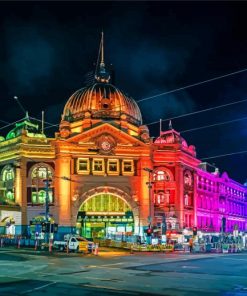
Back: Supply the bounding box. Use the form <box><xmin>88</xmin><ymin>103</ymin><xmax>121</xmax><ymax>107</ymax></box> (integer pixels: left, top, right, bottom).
<box><xmin>0</xmin><ymin>248</ymin><xmax>247</xmax><ymax>296</ymax></box>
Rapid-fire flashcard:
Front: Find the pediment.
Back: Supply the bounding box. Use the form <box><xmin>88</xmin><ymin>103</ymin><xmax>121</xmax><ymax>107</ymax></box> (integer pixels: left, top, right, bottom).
<box><xmin>66</xmin><ymin>123</ymin><xmax>147</xmax><ymax>148</ymax></box>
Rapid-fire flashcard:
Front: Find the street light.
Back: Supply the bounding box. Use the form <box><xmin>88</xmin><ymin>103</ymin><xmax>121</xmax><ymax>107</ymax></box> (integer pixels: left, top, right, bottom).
<box><xmin>143</xmin><ymin>168</ymin><xmax>153</xmax><ymax>228</ymax></box>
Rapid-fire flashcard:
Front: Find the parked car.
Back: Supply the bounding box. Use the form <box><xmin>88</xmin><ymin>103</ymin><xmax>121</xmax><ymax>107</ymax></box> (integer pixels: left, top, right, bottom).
<box><xmin>53</xmin><ymin>235</ymin><xmax>94</xmax><ymax>253</ymax></box>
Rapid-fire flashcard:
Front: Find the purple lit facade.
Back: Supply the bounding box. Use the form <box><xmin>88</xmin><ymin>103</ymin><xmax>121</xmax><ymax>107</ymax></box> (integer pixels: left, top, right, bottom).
<box><xmin>152</xmin><ymin>128</ymin><xmax>247</xmax><ymax>233</ymax></box>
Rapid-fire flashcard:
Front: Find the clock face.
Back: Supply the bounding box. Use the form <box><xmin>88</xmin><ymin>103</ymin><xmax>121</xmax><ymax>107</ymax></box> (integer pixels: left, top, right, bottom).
<box><xmin>101</xmin><ymin>141</ymin><xmax>111</xmax><ymax>151</ymax></box>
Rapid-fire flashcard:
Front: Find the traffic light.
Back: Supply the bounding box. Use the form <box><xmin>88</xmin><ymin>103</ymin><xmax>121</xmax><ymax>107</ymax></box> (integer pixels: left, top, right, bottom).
<box><xmin>45</xmin><ymin>222</ymin><xmax>50</xmax><ymax>233</ymax></box>
<box><xmin>41</xmin><ymin>222</ymin><xmax>50</xmax><ymax>233</ymax></box>
<box><xmin>193</xmin><ymin>226</ymin><xmax>197</xmax><ymax>236</ymax></box>
<box><xmin>41</xmin><ymin>222</ymin><xmax>46</xmax><ymax>233</ymax></box>
<box><xmin>146</xmin><ymin>227</ymin><xmax>152</xmax><ymax>236</ymax></box>
<box><xmin>162</xmin><ymin>215</ymin><xmax>167</xmax><ymax>234</ymax></box>
<box><xmin>50</xmin><ymin>223</ymin><xmax>58</xmax><ymax>233</ymax></box>
<box><xmin>166</xmin><ymin>230</ymin><xmax>171</xmax><ymax>238</ymax></box>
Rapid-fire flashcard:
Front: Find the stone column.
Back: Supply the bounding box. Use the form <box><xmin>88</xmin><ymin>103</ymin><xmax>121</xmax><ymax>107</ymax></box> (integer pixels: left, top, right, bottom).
<box><xmin>56</xmin><ymin>156</ymin><xmax>72</xmax><ymax>229</ymax></box>
<box><xmin>175</xmin><ymin>164</ymin><xmax>184</xmax><ymax>229</ymax></box>
<box><xmin>193</xmin><ymin>171</ymin><xmax>197</xmax><ymax>227</ymax></box>
<box><xmin>138</xmin><ymin>157</ymin><xmax>153</xmax><ymax>228</ymax></box>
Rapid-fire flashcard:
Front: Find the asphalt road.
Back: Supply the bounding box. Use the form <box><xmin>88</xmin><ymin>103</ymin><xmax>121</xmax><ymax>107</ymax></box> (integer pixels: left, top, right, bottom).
<box><xmin>0</xmin><ymin>247</ymin><xmax>247</xmax><ymax>296</ymax></box>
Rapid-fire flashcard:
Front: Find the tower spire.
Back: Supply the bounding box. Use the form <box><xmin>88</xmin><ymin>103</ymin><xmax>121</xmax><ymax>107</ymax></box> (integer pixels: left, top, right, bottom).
<box><xmin>95</xmin><ymin>31</ymin><xmax>110</xmax><ymax>83</ymax></box>
<box><xmin>100</xmin><ymin>31</ymin><xmax>105</xmax><ymax>67</ymax></box>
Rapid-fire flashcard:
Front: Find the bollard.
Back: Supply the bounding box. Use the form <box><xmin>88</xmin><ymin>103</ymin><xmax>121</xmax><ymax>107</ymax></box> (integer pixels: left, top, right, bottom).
<box><xmin>66</xmin><ymin>244</ymin><xmax>69</xmax><ymax>254</ymax></box>
<box><xmin>49</xmin><ymin>239</ymin><xmax>53</xmax><ymax>253</ymax></box>
<box><xmin>35</xmin><ymin>239</ymin><xmax>38</xmax><ymax>251</ymax></box>
<box><xmin>94</xmin><ymin>243</ymin><xmax>99</xmax><ymax>256</ymax></box>
<box><xmin>0</xmin><ymin>238</ymin><xmax>3</xmax><ymax>248</ymax></box>
<box><xmin>18</xmin><ymin>238</ymin><xmax>21</xmax><ymax>249</ymax></box>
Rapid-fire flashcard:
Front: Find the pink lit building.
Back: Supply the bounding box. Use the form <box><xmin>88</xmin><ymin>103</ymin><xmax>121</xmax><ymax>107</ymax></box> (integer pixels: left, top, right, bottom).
<box><xmin>153</xmin><ymin>128</ymin><xmax>247</xmax><ymax>234</ymax></box>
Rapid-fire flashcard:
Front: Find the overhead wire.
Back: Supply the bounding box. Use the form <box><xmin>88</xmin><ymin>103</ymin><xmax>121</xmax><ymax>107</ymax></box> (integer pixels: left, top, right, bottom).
<box><xmin>201</xmin><ymin>150</ymin><xmax>247</xmax><ymax>161</ymax></box>
<box><xmin>146</xmin><ymin>97</ymin><xmax>247</xmax><ymax>126</ymax></box>
<box><xmin>29</xmin><ymin>116</ymin><xmax>59</xmax><ymax>130</ymax></box>
<box><xmin>0</xmin><ymin>119</ymin><xmax>10</xmax><ymax>125</ymax></box>
<box><xmin>180</xmin><ymin>115</ymin><xmax>247</xmax><ymax>134</ymax></box>
<box><xmin>0</xmin><ymin>117</ymin><xmax>28</xmax><ymax>132</ymax></box>
<box><xmin>136</xmin><ymin>67</ymin><xmax>247</xmax><ymax>103</ymax></box>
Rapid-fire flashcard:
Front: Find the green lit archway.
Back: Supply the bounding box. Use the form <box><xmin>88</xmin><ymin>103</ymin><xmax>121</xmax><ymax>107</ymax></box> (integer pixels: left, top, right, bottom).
<box><xmin>76</xmin><ymin>193</ymin><xmax>135</xmax><ymax>239</ymax></box>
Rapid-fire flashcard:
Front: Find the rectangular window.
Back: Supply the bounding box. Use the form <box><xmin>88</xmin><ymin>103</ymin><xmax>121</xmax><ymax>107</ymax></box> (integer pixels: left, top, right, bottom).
<box><xmin>92</xmin><ymin>159</ymin><xmax>105</xmax><ymax>175</ymax></box>
<box><xmin>122</xmin><ymin>160</ymin><xmax>134</xmax><ymax>175</ymax></box>
<box><xmin>107</xmin><ymin>159</ymin><xmax>119</xmax><ymax>175</ymax></box>
<box><xmin>77</xmin><ymin>158</ymin><xmax>90</xmax><ymax>174</ymax></box>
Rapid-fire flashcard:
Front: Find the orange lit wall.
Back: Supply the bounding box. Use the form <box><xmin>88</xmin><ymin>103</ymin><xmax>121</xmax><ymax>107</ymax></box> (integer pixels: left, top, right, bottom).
<box><xmin>55</xmin><ymin>155</ymin><xmax>71</xmax><ymax>226</ymax></box>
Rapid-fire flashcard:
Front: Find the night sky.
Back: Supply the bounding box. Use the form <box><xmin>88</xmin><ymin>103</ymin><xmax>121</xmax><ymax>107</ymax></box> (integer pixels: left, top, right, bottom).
<box><xmin>0</xmin><ymin>2</ymin><xmax>247</xmax><ymax>183</ymax></box>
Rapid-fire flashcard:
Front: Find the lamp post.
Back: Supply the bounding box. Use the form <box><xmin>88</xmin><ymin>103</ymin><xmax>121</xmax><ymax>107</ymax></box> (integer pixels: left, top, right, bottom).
<box><xmin>143</xmin><ymin>168</ymin><xmax>153</xmax><ymax>228</ymax></box>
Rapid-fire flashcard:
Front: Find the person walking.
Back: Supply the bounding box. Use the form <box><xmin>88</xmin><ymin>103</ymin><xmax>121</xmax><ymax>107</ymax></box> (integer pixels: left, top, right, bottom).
<box><xmin>189</xmin><ymin>238</ymin><xmax>193</xmax><ymax>253</ymax></box>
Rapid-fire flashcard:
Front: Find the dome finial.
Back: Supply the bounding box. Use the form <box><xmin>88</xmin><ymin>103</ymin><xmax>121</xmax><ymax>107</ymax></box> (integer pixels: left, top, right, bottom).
<box><xmin>100</xmin><ymin>31</ymin><xmax>105</xmax><ymax>67</ymax></box>
<box><xmin>95</xmin><ymin>31</ymin><xmax>110</xmax><ymax>83</ymax></box>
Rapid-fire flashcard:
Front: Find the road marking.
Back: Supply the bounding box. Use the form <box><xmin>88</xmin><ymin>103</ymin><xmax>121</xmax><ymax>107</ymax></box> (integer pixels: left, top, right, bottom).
<box><xmin>85</xmin><ymin>265</ymin><xmax>121</xmax><ymax>269</ymax></box>
<box><xmin>81</xmin><ymin>284</ymin><xmax>123</xmax><ymax>291</ymax></box>
<box><xmin>20</xmin><ymin>281</ymin><xmax>57</xmax><ymax>294</ymax></box>
<box><xmin>85</xmin><ymin>276</ymin><xmax>124</xmax><ymax>282</ymax></box>
<box><xmin>85</xmin><ymin>276</ymin><xmax>108</xmax><ymax>280</ymax></box>
<box><xmin>0</xmin><ymin>276</ymin><xmax>27</xmax><ymax>280</ymax></box>
<box><xmin>101</xmin><ymin>262</ymin><xmax>124</xmax><ymax>266</ymax></box>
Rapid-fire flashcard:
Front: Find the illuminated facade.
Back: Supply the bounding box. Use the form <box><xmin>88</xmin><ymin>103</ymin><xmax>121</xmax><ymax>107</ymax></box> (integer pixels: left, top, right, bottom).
<box><xmin>0</xmin><ymin>38</ymin><xmax>246</xmax><ymax>238</ymax></box>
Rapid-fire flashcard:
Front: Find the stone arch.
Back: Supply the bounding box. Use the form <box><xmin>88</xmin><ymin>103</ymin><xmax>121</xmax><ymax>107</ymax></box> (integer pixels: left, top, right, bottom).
<box><xmin>153</xmin><ymin>166</ymin><xmax>174</xmax><ymax>181</ymax></box>
<box><xmin>27</xmin><ymin>162</ymin><xmax>55</xmax><ymax>179</ymax></box>
<box><xmin>1</xmin><ymin>164</ymin><xmax>15</xmax><ymax>181</ymax></box>
<box><xmin>71</xmin><ymin>186</ymin><xmax>139</xmax><ymax>227</ymax></box>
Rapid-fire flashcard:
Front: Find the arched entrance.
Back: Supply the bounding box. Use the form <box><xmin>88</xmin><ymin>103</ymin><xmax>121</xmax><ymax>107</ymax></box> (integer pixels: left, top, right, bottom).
<box><xmin>75</xmin><ymin>188</ymin><xmax>138</xmax><ymax>239</ymax></box>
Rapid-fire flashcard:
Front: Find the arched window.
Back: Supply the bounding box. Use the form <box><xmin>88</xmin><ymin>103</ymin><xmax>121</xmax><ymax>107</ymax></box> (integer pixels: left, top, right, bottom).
<box><xmin>2</xmin><ymin>168</ymin><xmax>14</xmax><ymax>181</ymax></box>
<box><xmin>1</xmin><ymin>166</ymin><xmax>15</xmax><ymax>204</ymax></box>
<box><xmin>153</xmin><ymin>170</ymin><xmax>170</xmax><ymax>181</ymax></box>
<box><xmin>30</xmin><ymin>164</ymin><xmax>54</xmax><ymax>204</ymax></box>
<box><xmin>32</xmin><ymin>166</ymin><xmax>53</xmax><ymax>180</ymax></box>
<box><xmin>184</xmin><ymin>170</ymin><xmax>193</xmax><ymax>186</ymax></box>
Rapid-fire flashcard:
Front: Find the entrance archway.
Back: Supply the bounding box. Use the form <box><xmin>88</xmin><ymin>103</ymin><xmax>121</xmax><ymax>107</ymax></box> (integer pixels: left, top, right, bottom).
<box><xmin>73</xmin><ymin>187</ymin><xmax>139</xmax><ymax>240</ymax></box>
